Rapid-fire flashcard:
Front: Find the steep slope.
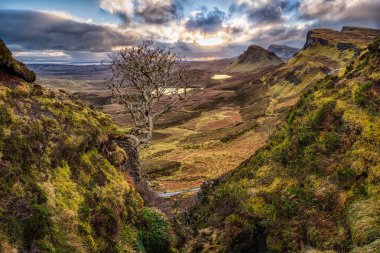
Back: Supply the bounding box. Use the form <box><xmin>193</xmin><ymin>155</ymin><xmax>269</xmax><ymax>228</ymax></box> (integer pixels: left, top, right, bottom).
<box><xmin>0</xmin><ymin>40</ymin><xmax>173</xmax><ymax>252</ymax></box>
<box><xmin>0</xmin><ymin>39</ymin><xmax>36</xmax><ymax>82</ymax></box>
<box><xmin>268</xmin><ymin>44</ymin><xmax>300</xmax><ymax>61</ymax></box>
<box><xmin>226</xmin><ymin>45</ymin><xmax>283</xmax><ymax>72</ymax></box>
<box><xmin>188</xmin><ymin>38</ymin><xmax>380</xmax><ymax>252</ymax></box>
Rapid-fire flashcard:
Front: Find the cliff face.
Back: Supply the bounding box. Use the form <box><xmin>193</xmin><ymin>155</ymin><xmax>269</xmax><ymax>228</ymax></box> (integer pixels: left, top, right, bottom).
<box><xmin>0</xmin><ymin>39</ymin><xmax>173</xmax><ymax>253</ymax></box>
<box><xmin>226</xmin><ymin>45</ymin><xmax>283</xmax><ymax>72</ymax></box>
<box><xmin>303</xmin><ymin>27</ymin><xmax>380</xmax><ymax>50</ymax></box>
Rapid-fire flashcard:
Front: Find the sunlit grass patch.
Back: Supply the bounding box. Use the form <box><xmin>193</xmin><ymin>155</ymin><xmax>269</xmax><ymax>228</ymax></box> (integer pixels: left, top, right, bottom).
<box><xmin>347</xmin><ymin>198</ymin><xmax>380</xmax><ymax>246</ymax></box>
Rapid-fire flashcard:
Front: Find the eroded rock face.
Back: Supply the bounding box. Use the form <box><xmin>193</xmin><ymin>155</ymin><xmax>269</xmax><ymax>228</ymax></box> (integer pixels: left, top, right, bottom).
<box><xmin>303</xmin><ymin>30</ymin><xmax>330</xmax><ymax>49</ymax></box>
<box><xmin>0</xmin><ymin>39</ymin><xmax>36</xmax><ymax>82</ymax></box>
<box><xmin>303</xmin><ymin>27</ymin><xmax>380</xmax><ymax>50</ymax></box>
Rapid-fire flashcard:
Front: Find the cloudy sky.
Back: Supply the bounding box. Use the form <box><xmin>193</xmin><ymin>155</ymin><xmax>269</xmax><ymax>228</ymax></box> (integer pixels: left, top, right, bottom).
<box><xmin>0</xmin><ymin>0</ymin><xmax>379</xmax><ymax>63</ymax></box>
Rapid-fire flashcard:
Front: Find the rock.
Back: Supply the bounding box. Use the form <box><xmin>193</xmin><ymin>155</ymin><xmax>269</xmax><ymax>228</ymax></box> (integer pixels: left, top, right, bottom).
<box><xmin>0</xmin><ymin>38</ymin><xmax>36</xmax><ymax>82</ymax></box>
<box><xmin>337</xmin><ymin>42</ymin><xmax>361</xmax><ymax>58</ymax></box>
<box><xmin>303</xmin><ymin>30</ymin><xmax>330</xmax><ymax>49</ymax></box>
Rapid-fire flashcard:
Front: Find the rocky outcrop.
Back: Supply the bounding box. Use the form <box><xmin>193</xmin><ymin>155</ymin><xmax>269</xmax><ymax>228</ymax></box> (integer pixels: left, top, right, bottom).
<box><xmin>303</xmin><ymin>30</ymin><xmax>330</xmax><ymax>49</ymax></box>
<box><xmin>337</xmin><ymin>42</ymin><xmax>362</xmax><ymax>58</ymax></box>
<box><xmin>268</xmin><ymin>44</ymin><xmax>300</xmax><ymax>61</ymax></box>
<box><xmin>303</xmin><ymin>27</ymin><xmax>380</xmax><ymax>50</ymax></box>
<box><xmin>0</xmin><ymin>38</ymin><xmax>36</xmax><ymax>82</ymax></box>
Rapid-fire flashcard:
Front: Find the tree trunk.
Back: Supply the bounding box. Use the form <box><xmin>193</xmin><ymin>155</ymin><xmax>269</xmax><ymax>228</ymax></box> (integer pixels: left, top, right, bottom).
<box><xmin>147</xmin><ymin>115</ymin><xmax>154</xmax><ymax>141</ymax></box>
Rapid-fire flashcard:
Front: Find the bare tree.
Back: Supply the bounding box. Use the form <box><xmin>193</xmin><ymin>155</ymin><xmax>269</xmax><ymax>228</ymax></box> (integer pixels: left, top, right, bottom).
<box><xmin>107</xmin><ymin>41</ymin><xmax>192</xmax><ymax>181</ymax></box>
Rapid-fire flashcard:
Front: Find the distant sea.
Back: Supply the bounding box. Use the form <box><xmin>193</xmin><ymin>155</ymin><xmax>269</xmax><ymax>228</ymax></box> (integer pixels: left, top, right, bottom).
<box><xmin>27</xmin><ymin>63</ymin><xmax>111</xmax><ymax>81</ymax></box>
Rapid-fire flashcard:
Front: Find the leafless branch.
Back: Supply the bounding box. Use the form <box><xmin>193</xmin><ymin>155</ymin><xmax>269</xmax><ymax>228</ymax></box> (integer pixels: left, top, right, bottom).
<box><xmin>106</xmin><ymin>41</ymin><xmax>192</xmax><ymax>147</ymax></box>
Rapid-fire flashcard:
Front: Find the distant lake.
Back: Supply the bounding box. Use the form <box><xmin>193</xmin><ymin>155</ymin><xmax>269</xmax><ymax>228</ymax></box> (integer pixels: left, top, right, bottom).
<box><xmin>212</xmin><ymin>74</ymin><xmax>231</xmax><ymax>80</ymax></box>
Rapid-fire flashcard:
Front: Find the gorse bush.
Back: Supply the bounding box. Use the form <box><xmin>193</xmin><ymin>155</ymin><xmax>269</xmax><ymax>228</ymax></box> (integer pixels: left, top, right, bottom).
<box><xmin>138</xmin><ymin>207</ymin><xmax>172</xmax><ymax>253</ymax></box>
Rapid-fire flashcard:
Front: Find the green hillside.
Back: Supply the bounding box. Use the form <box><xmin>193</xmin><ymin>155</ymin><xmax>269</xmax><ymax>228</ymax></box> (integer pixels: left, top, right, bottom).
<box><xmin>226</xmin><ymin>45</ymin><xmax>283</xmax><ymax>73</ymax></box>
<box><xmin>0</xmin><ymin>40</ymin><xmax>173</xmax><ymax>253</ymax></box>
<box><xmin>188</xmin><ymin>39</ymin><xmax>380</xmax><ymax>252</ymax></box>
<box><xmin>141</xmin><ymin>27</ymin><xmax>380</xmax><ymax>195</ymax></box>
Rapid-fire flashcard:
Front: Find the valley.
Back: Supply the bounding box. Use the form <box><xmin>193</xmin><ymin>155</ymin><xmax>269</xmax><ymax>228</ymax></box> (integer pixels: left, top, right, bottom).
<box><xmin>28</xmin><ymin>27</ymin><xmax>380</xmax><ymax>197</ymax></box>
<box><xmin>28</xmin><ymin>53</ymin><xmax>285</xmax><ymax>194</ymax></box>
<box><xmin>2</xmin><ymin>0</ymin><xmax>380</xmax><ymax>251</ymax></box>
<box><xmin>1</xmin><ymin>25</ymin><xmax>380</xmax><ymax>253</ymax></box>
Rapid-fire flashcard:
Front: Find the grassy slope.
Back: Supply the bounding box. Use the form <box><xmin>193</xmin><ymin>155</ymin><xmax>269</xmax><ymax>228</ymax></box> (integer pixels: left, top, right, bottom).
<box><xmin>188</xmin><ymin>39</ymin><xmax>380</xmax><ymax>252</ymax></box>
<box><xmin>0</xmin><ymin>77</ymin><xmax>173</xmax><ymax>252</ymax></box>
<box><xmin>142</xmin><ymin>28</ymin><xmax>377</xmax><ymax>194</ymax></box>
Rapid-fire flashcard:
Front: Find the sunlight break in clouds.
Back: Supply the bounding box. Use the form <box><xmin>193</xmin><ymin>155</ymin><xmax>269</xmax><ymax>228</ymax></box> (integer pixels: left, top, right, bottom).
<box><xmin>196</xmin><ymin>37</ymin><xmax>224</xmax><ymax>47</ymax></box>
<box><xmin>1</xmin><ymin>0</ymin><xmax>380</xmax><ymax>62</ymax></box>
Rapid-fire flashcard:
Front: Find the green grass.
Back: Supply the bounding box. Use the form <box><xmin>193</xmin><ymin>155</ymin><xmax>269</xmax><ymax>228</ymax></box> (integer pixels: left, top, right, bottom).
<box><xmin>188</xmin><ymin>39</ymin><xmax>380</xmax><ymax>253</ymax></box>
<box><xmin>0</xmin><ymin>80</ymin><xmax>174</xmax><ymax>252</ymax></box>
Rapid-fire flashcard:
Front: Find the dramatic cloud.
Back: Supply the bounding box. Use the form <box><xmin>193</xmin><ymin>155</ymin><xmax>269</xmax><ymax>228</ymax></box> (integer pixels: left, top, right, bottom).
<box><xmin>100</xmin><ymin>0</ymin><xmax>183</xmax><ymax>24</ymax></box>
<box><xmin>299</xmin><ymin>0</ymin><xmax>380</xmax><ymax>24</ymax></box>
<box><xmin>185</xmin><ymin>7</ymin><xmax>226</xmax><ymax>34</ymax></box>
<box><xmin>0</xmin><ymin>10</ymin><xmax>135</xmax><ymax>52</ymax></box>
<box><xmin>229</xmin><ymin>0</ymin><xmax>299</xmax><ymax>24</ymax></box>
<box><xmin>0</xmin><ymin>0</ymin><xmax>379</xmax><ymax>62</ymax></box>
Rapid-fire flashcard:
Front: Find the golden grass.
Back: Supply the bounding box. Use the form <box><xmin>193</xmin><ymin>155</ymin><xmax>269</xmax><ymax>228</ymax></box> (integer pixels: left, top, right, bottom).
<box><xmin>302</xmin><ymin>248</ymin><xmax>337</xmax><ymax>253</ymax></box>
<box><xmin>183</xmin><ymin>108</ymin><xmax>242</xmax><ymax>131</ymax></box>
<box><xmin>144</xmin><ymin>127</ymin><xmax>270</xmax><ymax>191</ymax></box>
<box><xmin>348</xmin><ymin>198</ymin><xmax>380</xmax><ymax>245</ymax></box>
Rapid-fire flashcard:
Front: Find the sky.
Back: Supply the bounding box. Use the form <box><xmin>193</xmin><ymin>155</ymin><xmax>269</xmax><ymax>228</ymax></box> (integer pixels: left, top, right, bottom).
<box><xmin>0</xmin><ymin>0</ymin><xmax>379</xmax><ymax>63</ymax></box>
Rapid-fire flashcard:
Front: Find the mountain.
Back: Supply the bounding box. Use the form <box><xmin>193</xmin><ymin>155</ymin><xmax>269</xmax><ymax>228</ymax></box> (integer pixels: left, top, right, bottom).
<box><xmin>226</xmin><ymin>45</ymin><xmax>283</xmax><ymax>72</ymax></box>
<box><xmin>0</xmin><ymin>39</ymin><xmax>174</xmax><ymax>253</ymax></box>
<box><xmin>268</xmin><ymin>44</ymin><xmax>300</xmax><ymax>61</ymax></box>
<box><xmin>187</xmin><ymin>37</ymin><xmax>380</xmax><ymax>252</ymax></box>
